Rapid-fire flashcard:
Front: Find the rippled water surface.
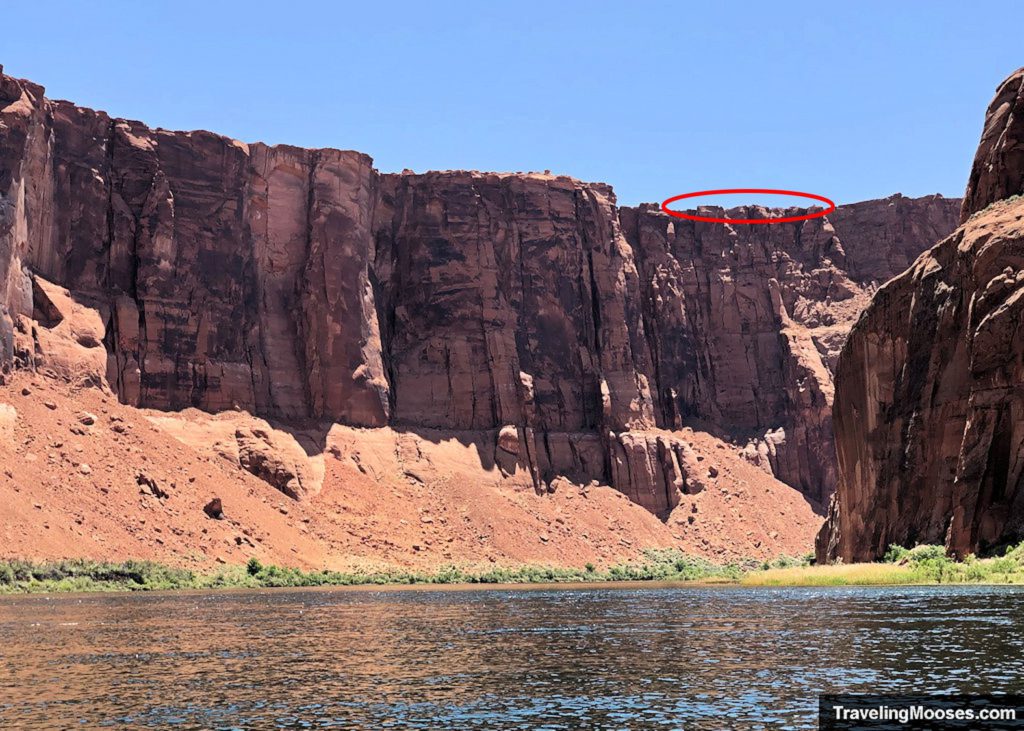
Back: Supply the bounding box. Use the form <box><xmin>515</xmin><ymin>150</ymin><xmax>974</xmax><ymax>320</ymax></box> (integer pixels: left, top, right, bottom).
<box><xmin>1</xmin><ymin>584</ymin><xmax>1023</xmax><ymax>728</ymax></box>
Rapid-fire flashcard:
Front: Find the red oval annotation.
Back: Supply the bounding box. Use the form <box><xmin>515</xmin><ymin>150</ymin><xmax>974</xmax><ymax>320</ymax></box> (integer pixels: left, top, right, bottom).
<box><xmin>661</xmin><ymin>188</ymin><xmax>836</xmax><ymax>225</ymax></box>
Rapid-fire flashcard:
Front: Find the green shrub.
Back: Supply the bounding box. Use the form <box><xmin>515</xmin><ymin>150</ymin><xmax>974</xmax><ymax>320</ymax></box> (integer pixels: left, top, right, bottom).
<box><xmin>883</xmin><ymin>544</ymin><xmax>910</xmax><ymax>563</ymax></box>
<box><xmin>906</xmin><ymin>544</ymin><xmax>947</xmax><ymax>563</ymax></box>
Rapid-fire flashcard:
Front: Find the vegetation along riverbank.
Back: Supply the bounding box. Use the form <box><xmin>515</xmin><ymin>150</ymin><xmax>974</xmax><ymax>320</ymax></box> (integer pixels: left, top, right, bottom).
<box><xmin>2</xmin><ymin>543</ymin><xmax>1024</xmax><ymax>594</ymax></box>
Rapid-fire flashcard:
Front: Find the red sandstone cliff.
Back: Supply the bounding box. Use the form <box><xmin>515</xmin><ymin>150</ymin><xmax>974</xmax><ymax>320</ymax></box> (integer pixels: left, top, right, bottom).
<box><xmin>621</xmin><ymin>197</ymin><xmax>958</xmax><ymax>503</ymax></box>
<box><xmin>818</xmin><ymin>68</ymin><xmax>1024</xmax><ymax>562</ymax></box>
<box><xmin>0</xmin><ymin>66</ymin><xmax>959</xmax><ymax>533</ymax></box>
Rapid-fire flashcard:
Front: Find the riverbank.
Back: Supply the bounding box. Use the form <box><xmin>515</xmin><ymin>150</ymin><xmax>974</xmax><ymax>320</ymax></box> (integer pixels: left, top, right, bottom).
<box><xmin>0</xmin><ymin>549</ymin><xmax>781</xmax><ymax>593</ymax></box>
<box><xmin>3</xmin><ymin>543</ymin><xmax>1024</xmax><ymax>594</ymax></box>
<box><xmin>741</xmin><ymin>543</ymin><xmax>1024</xmax><ymax>586</ymax></box>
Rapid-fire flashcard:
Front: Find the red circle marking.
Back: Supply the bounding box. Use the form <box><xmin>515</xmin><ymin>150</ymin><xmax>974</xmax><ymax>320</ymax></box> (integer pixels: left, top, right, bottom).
<box><xmin>660</xmin><ymin>188</ymin><xmax>836</xmax><ymax>224</ymax></box>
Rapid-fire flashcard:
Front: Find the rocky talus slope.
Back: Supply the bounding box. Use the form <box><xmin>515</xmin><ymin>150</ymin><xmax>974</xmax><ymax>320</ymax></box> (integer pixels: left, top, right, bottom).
<box><xmin>0</xmin><ymin>67</ymin><xmax>960</xmax><ymax>565</ymax></box>
<box><xmin>819</xmin><ymin>68</ymin><xmax>1024</xmax><ymax>562</ymax></box>
<box><xmin>2</xmin><ymin>368</ymin><xmax>826</xmax><ymax>566</ymax></box>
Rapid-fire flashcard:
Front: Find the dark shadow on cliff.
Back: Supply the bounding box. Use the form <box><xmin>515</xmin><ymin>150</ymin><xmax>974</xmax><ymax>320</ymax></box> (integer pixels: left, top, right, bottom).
<box><xmin>249</xmin><ymin>417</ymin><xmax>501</xmax><ymax>474</ymax></box>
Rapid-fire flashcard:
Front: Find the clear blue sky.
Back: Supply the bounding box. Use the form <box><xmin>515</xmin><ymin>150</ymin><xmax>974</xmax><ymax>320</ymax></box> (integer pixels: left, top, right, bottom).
<box><xmin>3</xmin><ymin>1</ymin><xmax>1022</xmax><ymax>206</ymax></box>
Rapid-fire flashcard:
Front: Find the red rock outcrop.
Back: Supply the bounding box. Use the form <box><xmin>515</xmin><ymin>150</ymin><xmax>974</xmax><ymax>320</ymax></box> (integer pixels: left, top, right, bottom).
<box><xmin>819</xmin><ymin>68</ymin><xmax>1024</xmax><ymax>562</ymax></box>
<box><xmin>961</xmin><ymin>68</ymin><xmax>1024</xmax><ymax>222</ymax></box>
<box><xmin>0</xmin><ymin>66</ymin><xmax>960</xmax><ymax>520</ymax></box>
<box><xmin>373</xmin><ymin>171</ymin><xmax>655</xmax><ymax>432</ymax></box>
<box><xmin>371</xmin><ymin>171</ymin><xmax>675</xmax><ymax>512</ymax></box>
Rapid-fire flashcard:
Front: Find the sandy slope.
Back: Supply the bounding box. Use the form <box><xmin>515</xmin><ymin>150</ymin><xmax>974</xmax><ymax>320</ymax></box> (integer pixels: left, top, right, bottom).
<box><xmin>1</xmin><ymin>372</ymin><xmax>820</xmax><ymax>571</ymax></box>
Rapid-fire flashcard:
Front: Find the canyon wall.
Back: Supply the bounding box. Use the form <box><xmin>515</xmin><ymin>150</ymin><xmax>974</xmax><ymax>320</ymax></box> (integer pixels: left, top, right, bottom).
<box><xmin>621</xmin><ymin>197</ymin><xmax>958</xmax><ymax>502</ymax></box>
<box><xmin>0</xmin><ymin>66</ymin><xmax>959</xmax><ymax>516</ymax></box>
<box><xmin>818</xmin><ymin>68</ymin><xmax>1024</xmax><ymax>562</ymax></box>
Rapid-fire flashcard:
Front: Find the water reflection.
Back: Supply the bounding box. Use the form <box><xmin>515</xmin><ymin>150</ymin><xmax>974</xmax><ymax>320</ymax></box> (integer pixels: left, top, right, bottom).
<box><xmin>0</xmin><ymin>585</ymin><xmax>1022</xmax><ymax>729</ymax></box>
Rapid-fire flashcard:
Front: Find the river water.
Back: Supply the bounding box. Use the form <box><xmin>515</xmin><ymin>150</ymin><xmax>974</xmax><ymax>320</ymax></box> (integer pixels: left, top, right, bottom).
<box><xmin>0</xmin><ymin>584</ymin><xmax>1022</xmax><ymax>729</ymax></box>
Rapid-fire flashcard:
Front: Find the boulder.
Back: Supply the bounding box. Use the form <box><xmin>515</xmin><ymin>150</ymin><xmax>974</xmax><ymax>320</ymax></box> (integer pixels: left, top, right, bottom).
<box><xmin>203</xmin><ymin>498</ymin><xmax>224</xmax><ymax>520</ymax></box>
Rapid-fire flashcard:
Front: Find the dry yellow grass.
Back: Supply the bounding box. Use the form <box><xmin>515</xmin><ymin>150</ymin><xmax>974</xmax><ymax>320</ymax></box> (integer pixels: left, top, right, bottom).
<box><xmin>741</xmin><ymin>563</ymin><xmax>922</xmax><ymax>586</ymax></box>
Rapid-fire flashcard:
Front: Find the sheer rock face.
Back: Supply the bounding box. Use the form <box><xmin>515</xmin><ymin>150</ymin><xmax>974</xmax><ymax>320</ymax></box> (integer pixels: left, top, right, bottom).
<box><xmin>370</xmin><ymin>171</ymin><xmax>671</xmax><ymax>510</ymax></box>
<box><xmin>819</xmin><ymin>67</ymin><xmax>1024</xmax><ymax>562</ymax></box>
<box><xmin>0</xmin><ymin>70</ymin><xmax>388</xmax><ymax>425</ymax></box>
<box><xmin>0</xmin><ymin>66</ymin><xmax>960</xmax><ymax>515</ymax></box>
<box><xmin>372</xmin><ymin>171</ymin><xmax>656</xmax><ymax>433</ymax></box>
<box><xmin>619</xmin><ymin>197</ymin><xmax>959</xmax><ymax>503</ymax></box>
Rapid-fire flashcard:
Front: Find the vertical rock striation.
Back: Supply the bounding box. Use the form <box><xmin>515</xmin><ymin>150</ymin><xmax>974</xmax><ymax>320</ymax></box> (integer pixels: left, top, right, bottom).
<box><xmin>0</xmin><ymin>66</ymin><xmax>960</xmax><ymax>516</ymax></box>
<box><xmin>819</xmin><ymin>68</ymin><xmax>1024</xmax><ymax>562</ymax></box>
<box><xmin>0</xmin><ymin>69</ymin><xmax>389</xmax><ymax>425</ymax></box>
<box><xmin>372</xmin><ymin>172</ymin><xmax>656</xmax><ymax>433</ymax></box>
